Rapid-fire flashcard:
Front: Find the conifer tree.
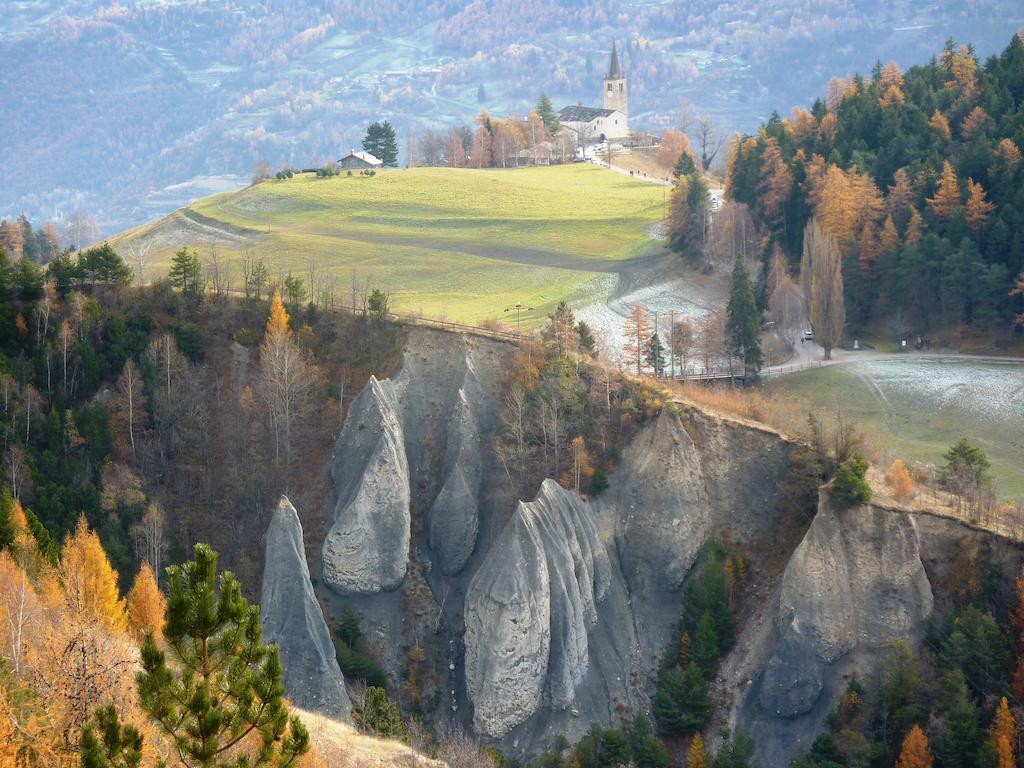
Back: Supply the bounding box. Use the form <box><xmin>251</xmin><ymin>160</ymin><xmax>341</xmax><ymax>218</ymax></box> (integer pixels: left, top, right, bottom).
<box><xmin>896</xmin><ymin>724</ymin><xmax>934</xmax><ymax>768</ymax></box>
<box><xmin>126</xmin><ymin>562</ymin><xmax>166</xmax><ymax>642</ymax></box>
<box><xmin>654</xmin><ymin>664</ymin><xmax>711</xmax><ymax>735</ymax></box>
<box><xmin>59</xmin><ymin>516</ymin><xmax>127</xmax><ymax>633</ymax></box>
<box><xmin>80</xmin><ymin>705</ymin><xmax>143</xmax><ymax>768</ymax></box>
<box><xmin>0</xmin><ymin>486</ymin><xmax>14</xmax><ymax>551</ymax></box>
<box><xmin>927</xmin><ymin>161</ymin><xmax>961</xmax><ymax>227</ymax></box>
<box><xmin>168</xmin><ymin>247</ymin><xmax>204</xmax><ymax>297</ymax></box>
<box><xmin>631</xmin><ymin>714</ymin><xmax>670</xmax><ymax>768</ymax></box>
<box><xmin>136</xmin><ymin>544</ymin><xmax>309</xmax><ymax>768</ymax></box>
<box><xmin>536</xmin><ymin>93</ymin><xmax>560</xmax><ymax>138</ymax></box>
<box><xmin>725</xmin><ymin>256</ymin><xmax>762</xmax><ymax>376</ymax></box>
<box><xmin>990</xmin><ymin>697</ymin><xmax>1016</xmax><ymax>768</ymax></box>
<box><xmin>646</xmin><ymin>332</ymin><xmax>666</xmax><ymax>377</ymax></box>
<box><xmin>691</xmin><ymin>612</ymin><xmax>719</xmax><ymax>675</ymax></box>
<box><xmin>686</xmin><ymin>733</ymin><xmax>707</xmax><ymax>768</ymax></box>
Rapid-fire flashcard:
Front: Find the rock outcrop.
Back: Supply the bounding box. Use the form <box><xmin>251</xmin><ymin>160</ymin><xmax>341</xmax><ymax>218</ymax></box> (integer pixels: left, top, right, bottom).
<box><xmin>735</xmin><ymin>496</ymin><xmax>935</xmax><ymax>764</ymax></box>
<box><xmin>464</xmin><ymin>480</ymin><xmax>611</xmax><ymax>738</ymax></box>
<box><xmin>261</xmin><ymin>497</ymin><xmax>351</xmax><ymax>717</ymax></box>
<box><xmin>322</xmin><ymin>377</ymin><xmax>410</xmax><ymax>594</ymax></box>
<box><xmin>322</xmin><ymin>329</ymin><xmax>508</xmax><ymax>595</ymax></box>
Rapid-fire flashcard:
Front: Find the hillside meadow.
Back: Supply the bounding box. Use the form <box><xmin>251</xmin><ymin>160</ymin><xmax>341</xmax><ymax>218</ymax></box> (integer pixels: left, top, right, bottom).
<box><xmin>114</xmin><ymin>164</ymin><xmax>668</xmax><ymax>325</ymax></box>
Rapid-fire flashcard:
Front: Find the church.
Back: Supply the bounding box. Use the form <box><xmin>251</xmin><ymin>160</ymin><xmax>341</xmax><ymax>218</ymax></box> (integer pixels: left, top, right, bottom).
<box><xmin>558</xmin><ymin>42</ymin><xmax>629</xmax><ymax>145</ymax></box>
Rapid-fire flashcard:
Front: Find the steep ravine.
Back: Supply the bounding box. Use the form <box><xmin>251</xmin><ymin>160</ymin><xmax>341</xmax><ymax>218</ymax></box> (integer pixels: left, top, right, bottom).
<box><xmin>258</xmin><ymin>328</ymin><xmax>1022</xmax><ymax>764</ymax></box>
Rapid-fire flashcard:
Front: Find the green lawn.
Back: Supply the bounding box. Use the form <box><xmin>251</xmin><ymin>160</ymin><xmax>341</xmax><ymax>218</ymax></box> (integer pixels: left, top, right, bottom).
<box><xmin>768</xmin><ymin>359</ymin><xmax>1024</xmax><ymax>502</ymax></box>
<box><xmin>116</xmin><ymin>165</ymin><xmax>667</xmax><ymax>324</ymax></box>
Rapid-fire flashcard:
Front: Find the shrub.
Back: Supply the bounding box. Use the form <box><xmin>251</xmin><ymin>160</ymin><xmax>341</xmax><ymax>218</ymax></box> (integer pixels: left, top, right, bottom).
<box><xmin>831</xmin><ymin>455</ymin><xmax>871</xmax><ymax>508</ymax></box>
<box><xmin>352</xmin><ymin>686</ymin><xmax>405</xmax><ymax>740</ymax></box>
<box><xmin>885</xmin><ymin>459</ymin><xmax>915</xmax><ymax>500</ymax></box>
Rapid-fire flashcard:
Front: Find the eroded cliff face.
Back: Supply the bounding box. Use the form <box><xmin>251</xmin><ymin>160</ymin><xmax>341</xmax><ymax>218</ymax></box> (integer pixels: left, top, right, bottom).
<box><xmin>261</xmin><ymin>496</ymin><xmax>351</xmax><ymax>717</ymax></box>
<box><xmin>316</xmin><ymin>328</ymin><xmax>798</xmax><ymax>750</ymax></box>
<box><xmin>322</xmin><ymin>329</ymin><xmax>508</xmax><ymax>594</ymax></box>
<box><xmin>458</xmin><ymin>405</ymin><xmax>792</xmax><ymax>747</ymax></box>
<box><xmin>727</xmin><ymin>496</ymin><xmax>1022</xmax><ymax>766</ymax></box>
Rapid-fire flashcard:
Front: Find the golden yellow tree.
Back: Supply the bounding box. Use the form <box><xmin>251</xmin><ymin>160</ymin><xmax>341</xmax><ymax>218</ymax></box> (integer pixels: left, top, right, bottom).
<box><xmin>929</xmin><ymin>110</ymin><xmax>952</xmax><ymax>143</ymax></box>
<box><xmin>990</xmin><ymin>697</ymin><xmax>1017</xmax><ymax>768</ymax></box>
<box><xmin>885</xmin><ymin>459</ymin><xmax>915</xmax><ymax>500</ymax></box>
<box><xmin>687</xmin><ymin>733</ymin><xmax>707</xmax><ymax>768</ymax></box>
<box><xmin>961</xmin><ymin>106</ymin><xmax>989</xmax><ymax>139</ymax></box>
<box><xmin>888</xmin><ymin>168</ymin><xmax>915</xmax><ymax>218</ymax></box>
<box><xmin>926</xmin><ymin>161</ymin><xmax>961</xmax><ymax>227</ymax></box>
<box><xmin>879</xmin><ymin>215</ymin><xmax>900</xmax><ymax>255</ymax></box>
<box><xmin>126</xmin><ymin>561</ymin><xmax>166</xmax><ymax>642</ymax></box>
<box><xmin>58</xmin><ymin>516</ymin><xmax>127</xmax><ymax>633</ymax></box>
<box><xmin>266</xmin><ymin>289</ymin><xmax>290</xmax><ymax>335</ymax></box>
<box><xmin>905</xmin><ymin>208</ymin><xmax>925</xmax><ymax>245</ymax></box>
<box><xmin>896</xmin><ymin>724</ymin><xmax>934</xmax><ymax>768</ymax></box>
<box><xmin>965</xmin><ymin>178</ymin><xmax>996</xmax><ymax>236</ymax></box>
<box><xmin>996</xmin><ymin>138</ymin><xmax>1022</xmax><ymax>174</ymax></box>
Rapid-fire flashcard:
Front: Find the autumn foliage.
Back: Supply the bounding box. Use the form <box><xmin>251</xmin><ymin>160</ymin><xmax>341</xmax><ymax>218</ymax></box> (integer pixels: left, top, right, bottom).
<box><xmin>885</xmin><ymin>459</ymin><xmax>915</xmax><ymax>500</ymax></box>
<box><xmin>895</xmin><ymin>724</ymin><xmax>934</xmax><ymax>768</ymax></box>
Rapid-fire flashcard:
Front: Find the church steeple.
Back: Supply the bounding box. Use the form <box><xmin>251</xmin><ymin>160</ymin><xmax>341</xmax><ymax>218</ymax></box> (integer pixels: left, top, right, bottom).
<box><xmin>608</xmin><ymin>41</ymin><xmax>622</xmax><ymax>79</ymax></box>
<box><xmin>603</xmin><ymin>40</ymin><xmax>628</xmax><ymax>118</ymax></box>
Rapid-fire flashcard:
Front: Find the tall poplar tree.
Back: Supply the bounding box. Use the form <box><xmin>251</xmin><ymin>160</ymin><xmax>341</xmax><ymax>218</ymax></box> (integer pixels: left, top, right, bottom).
<box><xmin>804</xmin><ymin>218</ymin><xmax>845</xmax><ymax>359</ymax></box>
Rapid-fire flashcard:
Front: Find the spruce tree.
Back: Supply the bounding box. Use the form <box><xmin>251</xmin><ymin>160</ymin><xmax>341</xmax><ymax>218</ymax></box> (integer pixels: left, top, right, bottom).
<box><xmin>631</xmin><ymin>714</ymin><xmax>670</xmax><ymax>768</ymax></box>
<box><xmin>537</xmin><ymin>93</ymin><xmax>561</xmax><ymax>138</ymax></box>
<box><xmin>691</xmin><ymin>612</ymin><xmax>719</xmax><ymax>675</ymax></box>
<box><xmin>726</xmin><ymin>256</ymin><xmax>763</xmax><ymax>377</ymax></box>
<box><xmin>646</xmin><ymin>332</ymin><xmax>666</xmax><ymax>377</ymax></box>
<box><xmin>136</xmin><ymin>544</ymin><xmax>309</xmax><ymax>768</ymax></box>
<box><xmin>654</xmin><ymin>664</ymin><xmax>711</xmax><ymax>735</ymax></box>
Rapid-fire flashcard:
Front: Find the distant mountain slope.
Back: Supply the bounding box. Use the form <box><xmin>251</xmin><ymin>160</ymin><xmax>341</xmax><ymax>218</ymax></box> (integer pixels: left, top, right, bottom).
<box><xmin>0</xmin><ymin>0</ymin><xmax>1016</xmax><ymax>232</ymax></box>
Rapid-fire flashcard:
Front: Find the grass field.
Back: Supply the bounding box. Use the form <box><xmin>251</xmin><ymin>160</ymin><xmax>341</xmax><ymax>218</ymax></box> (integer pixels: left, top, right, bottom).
<box><xmin>768</xmin><ymin>359</ymin><xmax>1024</xmax><ymax>502</ymax></box>
<box><xmin>114</xmin><ymin>164</ymin><xmax>667</xmax><ymax>324</ymax></box>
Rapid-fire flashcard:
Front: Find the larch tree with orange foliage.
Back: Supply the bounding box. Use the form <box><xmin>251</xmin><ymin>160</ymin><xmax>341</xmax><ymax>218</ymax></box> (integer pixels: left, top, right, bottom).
<box><xmin>126</xmin><ymin>561</ymin><xmax>166</xmax><ymax>643</ymax></box>
<box><xmin>896</xmin><ymin>724</ymin><xmax>934</xmax><ymax>768</ymax></box>
<box><xmin>686</xmin><ymin>733</ymin><xmax>708</xmax><ymax>768</ymax></box>
<box><xmin>885</xmin><ymin>459</ymin><xmax>915</xmax><ymax>500</ymax></box>
<box><xmin>58</xmin><ymin>516</ymin><xmax>127</xmax><ymax>633</ymax></box>
<box><xmin>990</xmin><ymin>697</ymin><xmax>1017</xmax><ymax>768</ymax></box>
<box><xmin>879</xmin><ymin>215</ymin><xmax>900</xmax><ymax>255</ymax></box>
<box><xmin>259</xmin><ymin>290</ymin><xmax>316</xmax><ymax>482</ymax></box>
<box><xmin>757</xmin><ymin>138</ymin><xmax>794</xmax><ymax>234</ymax></box>
<box><xmin>657</xmin><ymin>129</ymin><xmax>695</xmax><ymax>170</ymax></box>
<box><xmin>929</xmin><ymin>110</ymin><xmax>952</xmax><ymax>143</ymax></box>
<box><xmin>905</xmin><ymin>208</ymin><xmax>925</xmax><ymax>246</ymax></box>
<box><xmin>926</xmin><ymin>161</ymin><xmax>961</xmax><ymax>228</ymax></box>
<box><xmin>965</xmin><ymin>178</ymin><xmax>996</xmax><ymax>236</ymax></box>
<box><xmin>623</xmin><ymin>303</ymin><xmax>652</xmax><ymax>375</ymax></box>
<box><xmin>888</xmin><ymin>169</ymin><xmax>916</xmax><ymax>221</ymax></box>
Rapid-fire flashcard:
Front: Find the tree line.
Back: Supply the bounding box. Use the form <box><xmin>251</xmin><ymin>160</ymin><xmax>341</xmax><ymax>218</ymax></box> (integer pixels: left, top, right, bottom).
<box><xmin>725</xmin><ymin>35</ymin><xmax>1024</xmax><ymax>341</ymax></box>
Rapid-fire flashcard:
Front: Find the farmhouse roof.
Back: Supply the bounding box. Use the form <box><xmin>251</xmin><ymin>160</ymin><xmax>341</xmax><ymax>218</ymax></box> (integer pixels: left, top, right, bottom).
<box><xmin>558</xmin><ymin>105</ymin><xmax>616</xmax><ymax>122</ymax></box>
<box><xmin>338</xmin><ymin>150</ymin><xmax>382</xmax><ymax>165</ymax></box>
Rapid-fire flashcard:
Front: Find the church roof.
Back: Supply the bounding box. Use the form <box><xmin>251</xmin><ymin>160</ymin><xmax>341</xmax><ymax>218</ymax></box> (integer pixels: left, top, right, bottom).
<box><xmin>608</xmin><ymin>41</ymin><xmax>622</xmax><ymax>79</ymax></box>
<box><xmin>559</xmin><ymin>105</ymin><xmax>616</xmax><ymax>122</ymax></box>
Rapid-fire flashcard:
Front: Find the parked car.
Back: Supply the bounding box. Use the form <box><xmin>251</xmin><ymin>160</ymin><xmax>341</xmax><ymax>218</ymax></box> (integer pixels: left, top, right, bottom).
<box><xmin>803</xmin><ymin>330</ymin><xmax>814</xmax><ymax>341</ymax></box>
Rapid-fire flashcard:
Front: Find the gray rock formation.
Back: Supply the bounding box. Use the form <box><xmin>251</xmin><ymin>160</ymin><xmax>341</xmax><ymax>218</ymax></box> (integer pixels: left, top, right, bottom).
<box><xmin>464</xmin><ymin>480</ymin><xmax>611</xmax><ymax>738</ymax></box>
<box><xmin>322</xmin><ymin>376</ymin><xmax>410</xmax><ymax>594</ymax></box>
<box><xmin>736</xmin><ymin>496</ymin><xmax>934</xmax><ymax>764</ymax></box>
<box><xmin>322</xmin><ymin>330</ymin><xmax>508</xmax><ymax>597</ymax></box>
<box><xmin>261</xmin><ymin>496</ymin><xmax>351</xmax><ymax>717</ymax></box>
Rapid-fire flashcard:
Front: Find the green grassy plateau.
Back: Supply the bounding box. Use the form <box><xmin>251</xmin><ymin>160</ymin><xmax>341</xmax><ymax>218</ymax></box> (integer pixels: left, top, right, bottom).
<box><xmin>768</xmin><ymin>358</ymin><xmax>1024</xmax><ymax>502</ymax></box>
<box><xmin>115</xmin><ymin>164</ymin><xmax>667</xmax><ymax>324</ymax></box>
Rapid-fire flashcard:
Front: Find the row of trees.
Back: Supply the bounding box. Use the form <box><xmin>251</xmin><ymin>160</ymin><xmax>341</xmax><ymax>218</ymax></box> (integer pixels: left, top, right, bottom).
<box><xmin>411</xmin><ymin>94</ymin><xmax>576</xmax><ymax>168</ymax></box>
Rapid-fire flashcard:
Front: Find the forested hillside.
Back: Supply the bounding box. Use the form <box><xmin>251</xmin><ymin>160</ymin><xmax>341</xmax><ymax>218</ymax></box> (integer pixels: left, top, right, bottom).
<box><xmin>726</xmin><ymin>34</ymin><xmax>1024</xmax><ymax>338</ymax></box>
<box><xmin>0</xmin><ymin>242</ymin><xmax>404</xmax><ymax>589</ymax></box>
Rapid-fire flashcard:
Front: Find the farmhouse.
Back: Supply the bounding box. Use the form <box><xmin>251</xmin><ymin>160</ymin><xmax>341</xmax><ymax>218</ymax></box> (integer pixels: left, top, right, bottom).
<box><xmin>559</xmin><ymin>42</ymin><xmax>630</xmax><ymax>144</ymax></box>
<box><xmin>337</xmin><ymin>150</ymin><xmax>382</xmax><ymax>170</ymax></box>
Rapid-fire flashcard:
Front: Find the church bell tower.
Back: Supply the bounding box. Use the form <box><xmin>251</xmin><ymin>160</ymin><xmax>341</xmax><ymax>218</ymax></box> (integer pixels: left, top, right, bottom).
<box><xmin>603</xmin><ymin>41</ymin><xmax>628</xmax><ymax>117</ymax></box>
